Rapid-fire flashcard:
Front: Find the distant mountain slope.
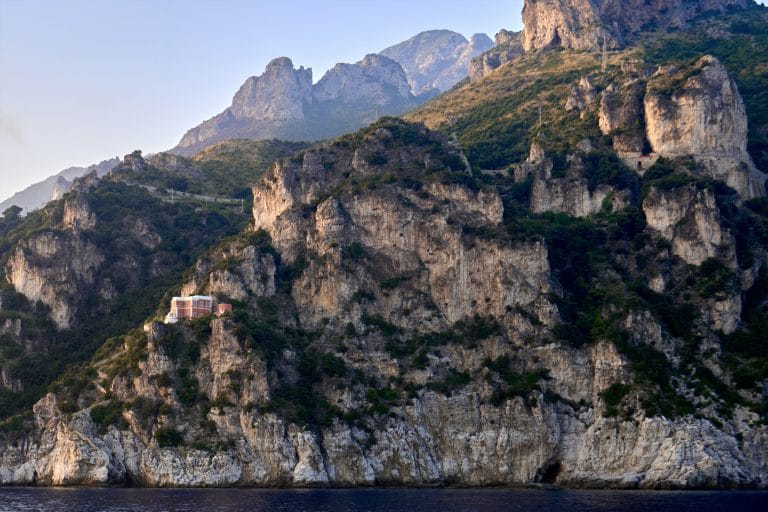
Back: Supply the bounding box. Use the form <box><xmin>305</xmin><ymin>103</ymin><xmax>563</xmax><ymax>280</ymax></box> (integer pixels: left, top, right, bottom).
<box><xmin>0</xmin><ymin>158</ymin><xmax>119</xmax><ymax>216</ymax></box>
<box><xmin>171</xmin><ymin>55</ymin><xmax>434</xmax><ymax>156</ymax></box>
<box><xmin>379</xmin><ymin>30</ymin><xmax>493</xmax><ymax>93</ymax></box>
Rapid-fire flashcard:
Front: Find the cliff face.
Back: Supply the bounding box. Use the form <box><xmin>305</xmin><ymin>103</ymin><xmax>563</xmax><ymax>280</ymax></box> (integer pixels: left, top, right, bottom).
<box><xmin>643</xmin><ymin>185</ymin><xmax>736</xmax><ymax>268</ymax></box>
<box><xmin>645</xmin><ymin>56</ymin><xmax>764</xmax><ymax>198</ymax></box>
<box><xmin>5</xmin><ymin>182</ymin><xmax>105</xmax><ymax>329</ymax></box>
<box><xmin>380</xmin><ymin>30</ymin><xmax>494</xmax><ymax>93</ymax></box>
<box><xmin>522</xmin><ymin>0</ymin><xmax>751</xmax><ymax>51</ymax></box>
<box><xmin>230</xmin><ymin>57</ymin><xmax>312</xmax><ymax>122</ymax></box>
<box><xmin>468</xmin><ymin>30</ymin><xmax>524</xmax><ymax>82</ymax></box>
<box><xmin>6</xmin><ymin>234</ymin><xmax>102</xmax><ymax>330</ymax></box>
<box><xmin>251</xmin><ymin>140</ymin><xmax>554</xmax><ymax>330</ymax></box>
<box><xmin>313</xmin><ymin>55</ymin><xmax>412</xmax><ymax>105</ymax></box>
<box><xmin>2</xmin><ymin>4</ymin><xmax>768</xmax><ymax>490</ymax></box>
<box><xmin>2</xmin><ymin>120</ymin><xmax>765</xmax><ymax>488</ymax></box>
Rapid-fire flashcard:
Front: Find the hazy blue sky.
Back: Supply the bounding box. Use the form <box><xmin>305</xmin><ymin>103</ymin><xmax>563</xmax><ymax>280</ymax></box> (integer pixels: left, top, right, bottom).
<box><xmin>0</xmin><ymin>0</ymin><xmax>523</xmax><ymax>201</ymax></box>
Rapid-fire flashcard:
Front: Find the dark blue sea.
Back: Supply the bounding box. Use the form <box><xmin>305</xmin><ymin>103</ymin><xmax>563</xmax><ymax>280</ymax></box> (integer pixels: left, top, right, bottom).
<box><xmin>1</xmin><ymin>488</ymin><xmax>767</xmax><ymax>512</ymax></box>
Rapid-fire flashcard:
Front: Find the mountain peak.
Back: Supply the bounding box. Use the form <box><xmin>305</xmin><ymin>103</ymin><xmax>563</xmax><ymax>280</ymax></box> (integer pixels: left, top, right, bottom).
<box><xmin>380</xmin><ymin>29</ymin><xmax>493</xmax><ymax>93</ymax></box>
<box><xmin>229</xmin><ymin>58</ymin><xmax>313</xmax><ymax>122</ymax></box>
<box><xmin>470</xmin><ymin>33</ymin><xmax>494</xmax><ymax>47</ymax></box>
<box><xmin>313</xmin><ymin>53</ymin><xmax>412</xmax><ymax>104</ymax></box>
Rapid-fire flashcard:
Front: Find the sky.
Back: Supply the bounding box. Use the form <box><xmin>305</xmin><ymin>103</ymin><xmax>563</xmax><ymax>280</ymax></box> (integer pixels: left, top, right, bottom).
<box><xmin>0</xmin><ymin>0</ymin><xmax>524</xmax><ymax>202</ymax></box>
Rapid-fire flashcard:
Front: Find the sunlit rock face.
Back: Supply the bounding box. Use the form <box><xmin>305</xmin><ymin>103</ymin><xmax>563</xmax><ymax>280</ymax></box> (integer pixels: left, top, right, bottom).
<box><xmin>644</xmin><ymin>56</ymin><xmax>765</xmax><ymax>199</ymax></box>
<box><xmin>522</xmin><ymin>0</ymin><xmax>750</xmax><ymax>52</ymax></box>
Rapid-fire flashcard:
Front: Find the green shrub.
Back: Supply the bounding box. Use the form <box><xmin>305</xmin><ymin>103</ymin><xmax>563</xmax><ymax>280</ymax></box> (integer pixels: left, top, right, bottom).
<box><xmin>89</xmin><ymin>401</ymin><xmax>126</xmax><ymax>432</ymax></box>
<box><xmin>366</xmin><ymin>152</ymin><xmax>389</xmax><ymax>166</ymax></box>
<box><xmin>427</xmin><ymin>369</ymin><xmax>471</xmax><ymax>395</ymax></box>
<box><xmin>155</xmin><ymin>427</ymin><xmax>184</xmax><ymax>447</ymax></box>
<box><xmin>320</xmin><ymin>353</ymin><xmax>348</xmax><ymax>377</ymax></box>
<box><xmin>600</xmin><ymin>383</ymin><xmax>631</xmax><ymax>418</ymax></box>
<box><xmin>177</xmin><ymin>369</ymin><xmax>200</xmax><ymax>405</ymax></box>
<box><xmin>362</xmin><ymin>314</ymin><xmax>399</xmax><ymax>337</ymax></box>
<box><xmin>342</xmin><ymin>242</ymin><xmax>367</xmax><ymax>260</ymax></box>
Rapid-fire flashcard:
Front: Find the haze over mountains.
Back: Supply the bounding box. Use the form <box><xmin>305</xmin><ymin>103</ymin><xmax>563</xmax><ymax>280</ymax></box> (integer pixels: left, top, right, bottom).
<box><xmin>0</xmin><ymin>158</ymin><xmax>119</xmax><ymax>216</ymax></box>
<box><xmin>172</xmin><ymin>30</ymin><xmax>493</xmax><ymax>156</ymax></box>
<box><xmin>2</xmin><ymin>29</ymin><xmax>493</xmax><ymax>212</ymax></box>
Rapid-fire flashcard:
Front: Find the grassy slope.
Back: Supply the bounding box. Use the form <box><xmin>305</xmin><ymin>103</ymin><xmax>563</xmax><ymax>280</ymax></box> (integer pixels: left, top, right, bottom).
<box><xmin>408</xmin><ymin>5</ymin><xmax>768</xmax><ymax>173</ymax></box>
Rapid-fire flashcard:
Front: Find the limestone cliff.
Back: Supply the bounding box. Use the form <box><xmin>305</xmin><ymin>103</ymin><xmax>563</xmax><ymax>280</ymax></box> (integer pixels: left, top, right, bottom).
<box><xmin>313</xmin><ymin>55</ymin><xmax>412</xmax><ymax>105</ymax></box>
<box><xmin>1</xmin><ymin>120</ymin><xmax>765</xmax><ymax>488</ymax></box>
<box><xmin>5</xmin><ymin>181</ymin><xmax>104</xmax><ymax>329</ymax></box>
<box><xmin>173</xmin><ymin>58</ymin><xmax>313</xmax><ymax>156</ymax></box>
<box><xmin>643</xmin><ymin>184</ymin><xmax>736</xmax><ymax>268</ymax></box>
<box><xmin>468</xmin><ymin>30</ymin><xmax>524</xmax><ymax>82</ymax></box>
<box><xmin>523</xmin><ymin>143</ymin><xmax>633</xmax><ymax>218</ymax></box>
<box><xmin>521</xmin><ymin>0</ymin><xmax>751</xmax><ymax>52</ymax></box>
<box><xmin>645</xmin><ymin>56</ymin><xmax>765</xmax><ymax>198</ymax></box>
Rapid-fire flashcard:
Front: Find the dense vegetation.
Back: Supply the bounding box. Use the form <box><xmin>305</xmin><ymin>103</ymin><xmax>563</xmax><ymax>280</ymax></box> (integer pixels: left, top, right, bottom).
<box><xmin>1</xmin><ymin>6</ymin><xmax>767</xmax><ymax>443</ymax></box>
<box><xmin>117</xmin><ymin>139</ymin><xmax>309</xmax><ymax>201</ymax></box>
<box><xmin>0</xmin><ymin>178</ymin><xmax>244</xmax><ymax>422</ymax></box>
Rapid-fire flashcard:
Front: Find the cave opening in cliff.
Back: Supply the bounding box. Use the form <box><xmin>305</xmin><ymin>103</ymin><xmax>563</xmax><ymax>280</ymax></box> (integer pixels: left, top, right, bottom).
<box><xmin>537</xmin><ymin>461</ymin><xmax>562</xmax><ymax>484</ymax></box>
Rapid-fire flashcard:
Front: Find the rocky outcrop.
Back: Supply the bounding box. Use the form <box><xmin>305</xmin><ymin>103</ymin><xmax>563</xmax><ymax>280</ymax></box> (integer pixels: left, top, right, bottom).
<box><xmin>645</xmin><ymin>56</ymin><xmax>765</xmax><ymax>198</ymax></box>
<box><xmin>5</xmin><ymin>232</ymin><xmax>104</xmax><ymax>329</ymax></box>
<box><xmin>521</xmin><ymin>143</ymin><xmax>632</xmax><ymax>217</ymax></box>
<box><xmin>599</xmin><ymin>81</ymin><xmax>647</xmax><ymax>154</ymax></box>
<box><xmin>180</xmin><ymin>238</ymin><xmax>277</xmax><ymax>302</ymax></box>
<box><xmin>530</xmin><ymin>169</ymin><xmax>630</xmax><ymax>218</ymax></box>
<box><xmin>252</xmin><ymin>126</ymin><xmax>556</xmax><ymax>331</ymax></box>
<box><xmin>642</xmin><ymin>182</ymin><xmax>744</xmax><ymax>334</ymax></box>
<box><xmin>314</xmin><ymin>54</ymin><xmax>412</xmax><ymax>105</ymax></box>
<box><xmin>566</xmin><ymin>76</ymin><xmax>598</xmax><ymax>118</ymax></box>
<box><xmin>172</xmin><ymin>56</ymin><xmax>311</xmax><ymax>156</ymax></box>
<box><xmin>4</xmin><ymin>172</ymin><xmax>106</xmax><ymax>328</ymax></box>
<box><xmin>380</xmin><ymin>30</ymin><xmax>494</xmax><ymax>93</ymax></box>
<box><xmin>643</xmin><ymin>184</ymin><xmax>736</xmax><ymax>268</ymax></box>
<box><xmin>233</xmin><ymin>57</ymin><xmax>312</xmax><ymax>122</ymax></box>
<box><xmin>468</xmin><ymin>30</ymin><xmax>524</xmax><ymax>81</ymax></box>
<box><xmin>61</xmin><ymin>172</ymin><xmax>99</xmax><ymax>231</ymax></box>
<box><xmin>521</xmin><ymin>0</ymin><xmax>750</xmax><ymax>52</ymax></box>
<box><xmin>522</xmin><ymin>0</ymin><xmax>615</xmax><ymax>52</ymax></box>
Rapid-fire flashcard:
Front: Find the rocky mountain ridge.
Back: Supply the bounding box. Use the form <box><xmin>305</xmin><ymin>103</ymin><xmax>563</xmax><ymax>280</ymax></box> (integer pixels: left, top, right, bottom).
<box><xmin>172</xmin><ymin>55</ymin><xmax>431</xmax><ymax>156</ymax></box>
<box><xmin>173</xmin><ymin>30</ymin><xmax>494</xmax><ymax>157</ymax></box>
<box><xmin>380</xmin><ymin>30</ymin><xmax>494</xmax><ymax>94</ymax></box>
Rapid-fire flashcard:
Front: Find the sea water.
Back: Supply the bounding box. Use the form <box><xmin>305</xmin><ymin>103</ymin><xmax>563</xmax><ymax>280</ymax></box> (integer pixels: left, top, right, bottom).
<box><xmin>1</xmin><ymin>487</ymin><xmax>767</xmax><ymax>512</ymax></box>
